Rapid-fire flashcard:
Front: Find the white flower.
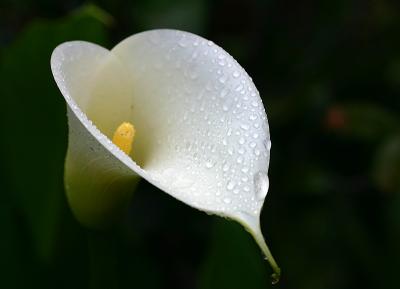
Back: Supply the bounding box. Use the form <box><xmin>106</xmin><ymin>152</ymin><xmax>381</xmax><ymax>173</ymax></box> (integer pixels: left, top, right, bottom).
<box><xmin>51</xmin><ymin>29</ymin><xmax>280</xmax><ymax>282</ymax></box>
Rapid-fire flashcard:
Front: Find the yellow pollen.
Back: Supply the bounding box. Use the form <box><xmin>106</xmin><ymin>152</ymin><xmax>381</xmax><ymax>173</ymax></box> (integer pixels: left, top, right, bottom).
<box><xmin>112</xmin><ymin>122</ymin><xmax>135</xmax><ymax>155</ymax></box>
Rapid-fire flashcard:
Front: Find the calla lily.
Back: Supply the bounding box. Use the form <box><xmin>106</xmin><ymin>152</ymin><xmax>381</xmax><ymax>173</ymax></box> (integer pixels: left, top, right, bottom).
<box><xmin>51</xmin><ymin>29</ymin><xmax>280</xmax><ymax>282</ymax></box>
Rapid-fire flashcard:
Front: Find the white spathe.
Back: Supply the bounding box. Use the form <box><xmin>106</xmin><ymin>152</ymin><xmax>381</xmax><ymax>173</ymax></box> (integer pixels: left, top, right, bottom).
<box><xmin>51</xmin><ymin>29</ymin><xmax>279</xmax><ymax>281</ymax></box>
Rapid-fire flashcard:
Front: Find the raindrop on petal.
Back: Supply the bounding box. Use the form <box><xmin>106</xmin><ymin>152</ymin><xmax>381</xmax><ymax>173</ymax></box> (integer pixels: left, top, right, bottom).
<box><xmin>254</xmin><ymin>172</ymin><xmax>269</xmax><ymax>200</ymax></box>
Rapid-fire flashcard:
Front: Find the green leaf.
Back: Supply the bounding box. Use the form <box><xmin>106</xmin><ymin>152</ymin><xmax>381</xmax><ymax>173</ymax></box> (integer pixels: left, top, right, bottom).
<box><xmin>132</xmin><ymin>0</ymin><xmax>207</xmax><ymax>34</ymax></box>
<box><xmin>373</xmin><ymin>134</ymin><xmax>400</xmax><ymax>193</ymax></box>
<box><xmin>198</xmin><ymin>218</ymin><xmax>269</xmax><ymax>289</ymax></box>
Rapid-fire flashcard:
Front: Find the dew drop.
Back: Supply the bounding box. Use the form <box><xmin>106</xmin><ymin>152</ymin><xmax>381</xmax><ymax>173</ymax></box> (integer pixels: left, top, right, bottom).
<box><xmin>219</xmin><ymin>75</ymin><xmax>228</xmax><ymax>84</ymax></box>
<box><xmin>205</xmin><ymin>160</ymin><xmax>214</xmax><ymax>168</ymax></box>
<box><xmin>222</xmin><ymin>163</ymin><xmax>230</xmax><ymax>172</ymax></box>
<box><xmin>189</xmin><ymin>71</ymin><xmax>198</xmax><ymax>80</ymax></box>
<box><xmin>240</xmin><ymin>124</ymin><xmax>250</xmax><ymax>130</ymax></box>
<box><xmin>249</xmin><ymin>114</ymin><xmax>257</xmax><ymax>121</ymax></box>
<box><xmin>267</xmin><ymin>140</ymin><xmax>272</xmax><ymax>150</ymax></box>
<box><xmin>251</xmin><ymin>101</ymin><xmax>258</xmax><ymax>107</ymax></box>
<box><xmin>233</xmin><ymin>71</ymin><xmax>240</xmax><ymax>78</ymax></box>
<box><xmin>254</xmin><ymin>172</ymin><xmax>269</xmax><ymax>200</ymax></box>
<box><xmin>227</xmin><ymin>180</ymin><xmax>236</xmax><ymax>191</ymax></box>
<box><xmin>223</xmin><ymin>197</ymin><xmax>232</xmax><ymax>204</ymax></box>
<box><xmin>220</xmin><ymin>88</ymin><xmax>230</xmax><ymax>98</ymax></box>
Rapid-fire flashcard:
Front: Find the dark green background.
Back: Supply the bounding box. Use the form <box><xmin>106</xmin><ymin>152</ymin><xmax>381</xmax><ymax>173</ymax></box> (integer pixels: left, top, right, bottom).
<box><xmin>1</xmin><ymin>1</ymin><xmax>400</xmax><ymax>288</ymax></box>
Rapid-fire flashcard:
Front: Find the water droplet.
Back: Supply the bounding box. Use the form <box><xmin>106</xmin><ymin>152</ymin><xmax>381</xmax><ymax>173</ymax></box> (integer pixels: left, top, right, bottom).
<box><xmin>178</xmin><ymin>40</ymin><xmax>187</xmax><ymax>47</ymax></box>
<box><xmin>219</xmin><ymin>75</ymin><xmax>228</xmax><ymax>84</ymax></box>
<box><xmin>222</xmin><ymin>104</ymin><xmax>229</xmax><ymax>111</ymax></box>
<box><xmin>238</xmin><ymin>137</ymin><xmax>245</xmax><ymax>145</ymax></box>
<box><xmin>254</xmin><ymin>149</ymin><xmax>260</xmax><ymax>156</ymax></box>
<box><xmin>235</xmin><ymin>84</ymin><xmax>243</xmax><ymax>91</ymax></box>
<box><xmin>189</xmin><ymin>71</ymin><xmax>198</xmax><ymax>80</ymax></box>
<box><xmin>249</xmin><ymin>141</ymin><xmax>257</xmax><ymax>148</ymax></box>
<box><xmin>240</xmin><ymin>124</ymin><xmax>249</xmax><ymax>130</ymax></box>
<box><xmin>223</xmin><ymin>163</ymin><xmax>230</xmax><ymax>172</ymax></box>
<box><xmin>205</xmin><ymin>160</ymin><xmax>214</xmax><ymax>168</ymax></box>
<box><xmin>233</xmin><ymin>71</ymin><xmax>240</xmax><ymax>78</ymax></box>
<box><xmin>251</xmin><ymin>101</ymin><xmax>258</xmax><ymax>107</ymax></box>
<box><xmin>223</xmin><ymin>197</ymin><xmax>232</xmax><ymax>204</ymax></box>
<box><xmin>267</xmin><ymin>140</ymin><xmax>272</xmax><ymax>150</ymax></box>
<box><xmin>227</xmin><ymin>180</ymin><xmax>236</xmax><ymax>190</ymax></box>
<box><xmin>237</xmin><ymin>156</ymin><xmax>244</xmax><ymax>164</ymax></box>
<box><xmin>249</xmin><ymin>114</ymin><xmax>257</xmax><ymax>121</ymax></box>
<box><xmin>254</xmin><ymin>172</ymin><xmax>269</xmax><ymax>200</ymax></box>
<box><xmin>220</xmin><ymin>88</ymin><xmax>230</xmax><ymax>98</ymax></box>
<box><xmin>241</xmin><ymin>167</ymin><xmax>249</xmax><ymax>173</ymax></box>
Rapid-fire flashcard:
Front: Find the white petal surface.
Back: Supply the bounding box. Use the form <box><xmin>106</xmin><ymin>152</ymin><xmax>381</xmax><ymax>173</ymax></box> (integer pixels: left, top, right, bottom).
<box><xmin>111</xmin><ymin>30</ymin><xmax>271</xmax><ymax>225</ymax></box>
<box><xmin>51</xmin><ymin>42</ymin><xmax>140</xmax><ymax>226</ymax></box>
<box><xmin>51</xmin><ymin>30</ymin><xmax>279</xmax><ymax>280</ymax></box>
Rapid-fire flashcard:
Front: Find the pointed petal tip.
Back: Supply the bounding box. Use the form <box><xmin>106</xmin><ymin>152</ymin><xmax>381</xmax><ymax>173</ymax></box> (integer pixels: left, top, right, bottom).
<box><xmin>271</xmin><ymin>269</ymin><xmax>281</xmax><ymax>285</ymax></box>
<box><xmin>232</xmin><ymin>212</ymin><xmax>281</xmax><ymax>285</ymax></box>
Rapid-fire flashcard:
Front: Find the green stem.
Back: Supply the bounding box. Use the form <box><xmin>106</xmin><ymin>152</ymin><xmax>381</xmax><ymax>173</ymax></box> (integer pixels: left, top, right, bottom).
<box><xmin>88</xmin><ymin>230</ymin><xmax>118</xmax><ymax>289</ymax></box>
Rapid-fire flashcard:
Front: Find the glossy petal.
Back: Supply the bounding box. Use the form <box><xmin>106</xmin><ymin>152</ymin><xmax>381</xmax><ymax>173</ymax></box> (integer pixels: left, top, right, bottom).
<box><xmin>51</xmin><ymin>30</ymin><xmax>279</xmax><ymax>281</ymax></box>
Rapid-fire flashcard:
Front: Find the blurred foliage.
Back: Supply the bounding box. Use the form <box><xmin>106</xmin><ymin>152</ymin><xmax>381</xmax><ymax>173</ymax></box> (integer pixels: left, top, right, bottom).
<box><xmin>1</xmin><ymin>0</ymin><xmax>400</xmax><ymax>289</ymax></box>
<box><xmin>0</xmin><ymin>4</ymin><xmax>109</xmax><ymax>288</ymax></box>
<box><xmin>198</xmin><ymin>219</ymin><xmax>269</xmax><ymax>289</ymax></box>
